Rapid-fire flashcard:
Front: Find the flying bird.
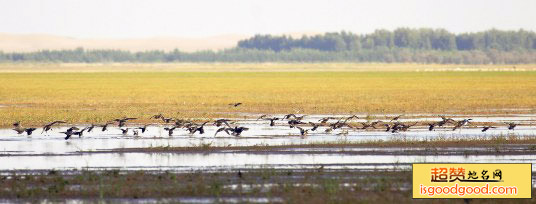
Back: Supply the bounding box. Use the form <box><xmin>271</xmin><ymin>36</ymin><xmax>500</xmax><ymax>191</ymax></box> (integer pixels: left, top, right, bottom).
<box><xmin>42</xmin><ymin>121</ymin><xmax>67</xmax><ymax>134</ymax></box>
<box><xmin>481</xmin><ymin>126</ymin><xmax>496</xmax><ymax>132</ymax></box>
<box><xmin>297</xmin><ymin>127</ymin><xmax>309</xmax><ymax>136</ymax></box>
<box><xmin>229</xmin><ymin>103</ymin><xmax>242</xmax><ymax>107</ymax></box>
<box><xmin>113</xmin><ymin>117</ymin><xmax>137</xmax><ymax>127</ymax></box>
<box><xmin>264</xmin><ymin>117</ymin><xmax>280</xmax><ymax>126</ymax></box>
<box><xmin>505</xmin><ymin>122</ymin><xmax>518</xmax><ymax>130</ymax></box>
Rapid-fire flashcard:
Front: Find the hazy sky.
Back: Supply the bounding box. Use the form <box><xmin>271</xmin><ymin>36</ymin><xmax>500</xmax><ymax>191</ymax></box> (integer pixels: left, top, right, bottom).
<box><xmin>1</xmin><ymin>0</ymin><xmax>535</xmax><ymax>38</ymax></box>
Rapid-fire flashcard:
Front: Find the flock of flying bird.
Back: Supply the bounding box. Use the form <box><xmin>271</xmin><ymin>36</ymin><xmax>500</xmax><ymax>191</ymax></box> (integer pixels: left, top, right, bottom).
<box><xmin>10</xmin><ymin>112</ymin><xmax>523</xmax><ymax>140</ymax></box>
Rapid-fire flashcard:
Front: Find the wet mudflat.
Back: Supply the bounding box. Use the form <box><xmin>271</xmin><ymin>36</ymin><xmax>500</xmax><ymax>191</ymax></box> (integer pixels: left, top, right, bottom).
<box><xmin>1</xmin><ymin>169</ymin><xmax>535</xmax><ymax>203</ymax></box>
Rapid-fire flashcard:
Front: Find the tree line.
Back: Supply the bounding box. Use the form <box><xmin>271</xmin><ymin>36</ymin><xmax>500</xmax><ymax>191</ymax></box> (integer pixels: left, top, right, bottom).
<box><xmin>1</xmin><ymin>28</ymin><xmax>535</xmax><ymax>64</ymax></box>
<box><xmin>238</xmin><ymin>28</ymin><xmax>536</xmax><ymax>51</ymax></box>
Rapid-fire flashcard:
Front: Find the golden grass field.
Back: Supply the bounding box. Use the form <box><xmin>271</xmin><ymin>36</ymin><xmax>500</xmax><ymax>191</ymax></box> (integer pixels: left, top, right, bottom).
<box><xmin>0</xmin><ymin>63</ymin><xmax>535</xmax><ymax>127</ymax></box>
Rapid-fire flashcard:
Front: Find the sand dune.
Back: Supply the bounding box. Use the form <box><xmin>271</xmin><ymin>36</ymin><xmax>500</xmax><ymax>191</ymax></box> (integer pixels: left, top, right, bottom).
<box><xmin>0</xmin><ymin>33</ymin><xmax>248</xmax><ymax>53</ymax></box>
<box><xmin>0</xmin><ymin>32</ymin><xmax>324</xmax><ymax>53</ymax></box>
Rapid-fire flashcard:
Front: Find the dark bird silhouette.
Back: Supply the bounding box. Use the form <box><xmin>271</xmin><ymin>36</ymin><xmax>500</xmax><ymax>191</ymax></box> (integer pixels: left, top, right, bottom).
<box><xmin>61</xmin><ymin>127</ymin><xmax>79</xmax><ymax>140</ymax></box>
<box><xmin>113</xmin><ymin>117</ymin><xmax>137</xmax><ymax>127</ymax></box>
<box><xmin>73</xmin><ymin>127</ymin><xmax>88</xmax><ymax>138</ymax></box>
<box><xmin>161</xmin><ymin>117</ymin><xmax>174</xmax><ymax>123</ymax></box>
<box><xmin>283</xmin><ymin>114</ymin><xmax>297</xmax><ymax>120</ymax></box>
<box><xmin>439</xmin><ymin>116</ymin><xmax>456</xmax><ymax>126</ymax></box>
<box><xmin>237</xmin><ymin>170</ymin><xmax>243</xmax><ymax>178</ymax></box>
<box><xmin>228</xmin><ymin>126</ymin><xmax>249</xmax><ymax>137</ymax></box>
<box><xmin>137</xmin><ymin>124</ymin><xmax>149</xmax><ymax>133</ymax></box>
<box><xmin>391</xmin><ymin>122</ymin><xmax>417</xmax><ymax>133</ymax></box>
<box><xmin>427</xmin><ymin>122</ymin><xmax>437</xmax><ymax>131</ymax></box>
<box><xmin>400</xmin><ymin>122</ymin><xmax>418</xmax><ymax>132</ymax></box>
<box><xmin>186</xmin><ymin>122</ymin><xmax>209</xmax><ymax>135</ymax></box>
<box><xmin>229</xmin><ymin>103</ymin><xmax>242</xmax><ymax>107</ymax></box>
<box><xmin>308</xmin><ymin>122</ymin><xmax>321</xmax><ymax>131</ymax></box>
<box><xmin>264</xmin><ymin>117</ymin><xmax>280</xmax><ymax>126</ymax></box>
<box><xmin>174</xmin><ymin>119</ymin><xmax>192</xmax><ymax>128</ymax></box>
<box><xmin>383</xmin><ymin>124</ymin><xmax>392</xmax><ymax>132</ymax></box>
<box><xmin>214</xmin><ymin>127</ymin><xmax>232</xmax><ymax>137</ymax></box>
<box><xmin>120</xmin><ymin>128</ymin><xmax>129</xmax><ymax>136</ymax></box>
<box><xmin>61</xmin><ymin>131</ymin><xmax>75</xmax><ymax>140</ymax></box>
<box><xmin>14</xmin><ymin>128</ymin><xmax>37</xmax><ymax>136</ymax></box>
<box><xmin>346</xmin><ymin>115</ymin><xmax>359</xmax><ymax>121</ymax></box>
<box><xmin>133</xmin><ymin>129</ymin><xmax>139</xmax><ymax>136</ymax></box>
<box><xmin>164</xmin><ymin>127</ymin><xmax>176</xmax><ymax>136</ymax></box>
<box><xmin>288</xmin><ymin>119</ymin><xmax>306</xmax><ymax>128</ymax></box>
<box><xmin>297</xmin><ymin>127</ymin><xmax>309</xmax><ymax>136</ymax></box>
<box><xmin>100</xmin><ymin>122</ymin><xmax>114</xmax><ymax>132</ymax></box>
<box><xmin>505</xmin><ymin>122</ymin><xmax>518</xmax><ymax>130</ymax></box>
<box><xmin>42</xmin><ymin>121</ymin><xmax>67</xmax><ymax>134</ymax></box>
<box><xmin>318</xmin><ymin>117</ymin><xmax>336</xmax><ymax>124</ymax></box>
<box><xmin>360</xmin><ymin>121</ymin><xmax>381</xmax><ymax>130</ymax></box>
<box><xmin>150</xmin><ymin>113</ymin><xmax>164</xmax><ymax>120</ymax></box>
<box><xmin>453</xmin><ymin>119</ymin><xmax>473</xmax><ymax>131</ymax></box>
<box><xmin>66</xmin><ymin>127</ymin><xmax>80</xmax><ymax>132</ymax></box>
<box><xmin>294</xmin><ymin>115</ymin><xmax>307</xmax><ymax>120</ymax></box>
<box><xmin>481</xmin><ymin>126</ymin><xmax>496</xmax><ymax>132</ymax></box>
<box><xmin>213</xmin><ymin>119</ymin><xmax>231</xmax><ymax>127</ymax></box>
<box><xmin>86</xmin><ymin>124</ymin><xmax>96</xmax><ymax>133</ymax></box>
<box><xmin>328</xmin><ymin>119</ymin><xmax>351</xmax><ymax>130</ymax></box>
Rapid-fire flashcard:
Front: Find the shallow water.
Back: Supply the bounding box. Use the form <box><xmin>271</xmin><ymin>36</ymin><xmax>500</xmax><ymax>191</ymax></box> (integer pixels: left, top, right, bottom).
<box><xmin>1</xmin><ymin>113</ymin><xmax>535</xmax><ymax>171</ymax></box>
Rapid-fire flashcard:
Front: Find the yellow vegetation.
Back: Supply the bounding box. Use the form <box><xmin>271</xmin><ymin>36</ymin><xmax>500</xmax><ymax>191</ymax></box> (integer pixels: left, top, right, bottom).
<box><xmin>0</xmin><ymin>63</ymin><xmax>535</xmax><ymax>127</ymax></box>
